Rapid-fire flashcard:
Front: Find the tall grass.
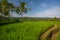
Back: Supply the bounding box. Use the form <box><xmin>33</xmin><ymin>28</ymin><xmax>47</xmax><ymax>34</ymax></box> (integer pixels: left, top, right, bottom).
<box><xmin>0</xmin><ymin>21</ymin><xmax>54</xmax><ymax>40</ymax></box>
<box><xmin>56</xmin><ymin>21</ymin><xmax>60</xmax><ymax>40</ymax></box>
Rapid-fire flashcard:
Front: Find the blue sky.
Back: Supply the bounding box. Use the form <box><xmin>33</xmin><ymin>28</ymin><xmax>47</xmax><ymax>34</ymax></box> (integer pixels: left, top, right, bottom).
<box><xmin>8</xmin><ymin>0</ymin><xmax>60</xmax><ymax>18</ymax></box>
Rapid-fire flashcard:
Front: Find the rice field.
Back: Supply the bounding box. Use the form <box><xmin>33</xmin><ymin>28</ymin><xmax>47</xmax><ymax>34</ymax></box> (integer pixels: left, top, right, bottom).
<box><xmin>0</xmin><ymin>21</ymin><xmax>54</xmax><ymax>40</ymax></box>
<box><xmin>55</xmin><ymin>21</ymin><xmax>60</xmax><ymax>40</ymax></box>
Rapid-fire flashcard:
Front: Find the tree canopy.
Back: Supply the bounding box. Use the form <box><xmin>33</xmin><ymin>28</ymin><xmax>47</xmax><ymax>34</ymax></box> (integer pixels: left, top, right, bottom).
<box><xmin>0</xmin><ymin>0</ymin><xmax>31</xmax><ymax>17</ymax></box>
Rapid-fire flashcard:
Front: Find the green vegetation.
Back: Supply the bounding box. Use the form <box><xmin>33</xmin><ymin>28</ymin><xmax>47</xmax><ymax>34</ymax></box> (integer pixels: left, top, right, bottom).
<box><xmin>0</xmin><ymin>0</ymin><xmax>30</xmax><ymax>18</ymax></box>
<box><xmin>0</xmin><ymin>21</ymin><xmax>54</xmax><ymax>40</ymax></box>
<box><xmin>56</xmin><ymin>22</ymin><xmax>60</xmax><ymax>40</ymax></box>
<box><xmin>0</xmin><ymin>17</ymin><xmax>54</xmax><ymax>25</ymax></box>
<box><xmin>0</xmin><ymin>0</ymin><xmax>60</xmax><ymax>40</ymax></box>
<box><xmin>57</xmin><ymin>32</ymin><xmax>60</xmax><ymax>40</ymax></box>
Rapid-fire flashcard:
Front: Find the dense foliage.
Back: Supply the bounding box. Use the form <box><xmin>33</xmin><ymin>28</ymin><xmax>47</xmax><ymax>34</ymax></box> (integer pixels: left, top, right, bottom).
<box><xmin>0</xmin><ymin>0</ymin><xmax>30</xmax><ymax>17</ymax></box>
<box><xmin>0</xmin><ymin>17</ymin><xmax>60</xmax><ymax>25</ymax></box>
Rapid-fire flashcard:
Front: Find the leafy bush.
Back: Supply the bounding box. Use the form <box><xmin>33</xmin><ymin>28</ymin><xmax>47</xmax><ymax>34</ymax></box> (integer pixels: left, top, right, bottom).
<box><xmin>0</xmin><ymin>18</ymin><xmax>20</xmax><ymax>25</ymax></box>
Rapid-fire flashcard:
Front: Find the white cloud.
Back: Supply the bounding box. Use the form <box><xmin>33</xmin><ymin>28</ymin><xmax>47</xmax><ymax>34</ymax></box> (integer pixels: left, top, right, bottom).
<box><xmin>32</xmin><ymin>7</ymin><xmax>60</xmax><ymax>18</ymax></box>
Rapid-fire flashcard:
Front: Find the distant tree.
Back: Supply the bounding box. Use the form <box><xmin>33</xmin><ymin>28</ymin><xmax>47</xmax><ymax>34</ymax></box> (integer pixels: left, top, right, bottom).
<box><xmin>53</xmin><ymin>17</ymin><xmax>57</xmax><ymax>21</ymax></box>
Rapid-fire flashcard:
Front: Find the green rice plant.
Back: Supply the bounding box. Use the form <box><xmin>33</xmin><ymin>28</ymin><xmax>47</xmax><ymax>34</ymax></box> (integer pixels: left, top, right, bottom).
<box><xmin>0</xmin><ymin>21</ymin><xmax>54</xmax><ymax>40</ymax></box>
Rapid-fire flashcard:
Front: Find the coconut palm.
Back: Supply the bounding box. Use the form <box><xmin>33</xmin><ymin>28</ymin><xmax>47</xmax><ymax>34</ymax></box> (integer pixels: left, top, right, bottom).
<box><xmin>8</xmin><ymin>3</ymin><xmax>15</xmax><ymax>17</ymax></box>
<box><xmin>0</xmin><ymin>1</ymin><xmax>1</xmax><ymax>13</ymax></box>
<box><xmin>0</xmin><ymin>0</ymin><xmax>15</xmax><ymax>17</ymax></box>
<box><xmin>16</xmin><ymin>2</ymin><xmax>31</xmax><ymax>17</ymax></box>
<box><xmin>1</xmin><ymin>0</ymin><xmax>9</xmax><ymax>17</ymax></box>
<box><xmin>15</xmin><ymin>6</ymin><xmax>20</xmax><ymax>14</ymax></box>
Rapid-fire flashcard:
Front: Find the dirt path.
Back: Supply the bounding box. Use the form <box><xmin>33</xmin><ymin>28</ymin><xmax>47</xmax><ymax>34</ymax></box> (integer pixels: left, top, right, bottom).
<box><xmin>40</xmin><ymin>24</ymin><xmax>59</xmax><ymax>40</ymax></box>
<box><xmin>51</xmin><ymin>32</ymin><xmax>59</xmax><ymax>40</ymax></box>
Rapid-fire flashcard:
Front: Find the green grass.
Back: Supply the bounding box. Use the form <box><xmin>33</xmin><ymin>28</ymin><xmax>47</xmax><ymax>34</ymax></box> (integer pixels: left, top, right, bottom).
<box><xmin>56</xmin><ymin>21</ymin><xmax>60</xmax><ymax>40</ymax></box>
<box><xmin>0</xmin><ymin>21</ymin><xmax>54</xmax><ymax>40</ymax></box>
<box><xmin>57</xmin><ymin>32</ymin><xmax>60</xmax><ymax>40</ymax></box>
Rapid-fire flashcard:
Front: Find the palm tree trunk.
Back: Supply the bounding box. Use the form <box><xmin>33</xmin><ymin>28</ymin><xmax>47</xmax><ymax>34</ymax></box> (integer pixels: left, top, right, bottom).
<box><xmin>8</xmin><ymin>13</ymin><xmax>10</xmax><ymax>18</ymax></box>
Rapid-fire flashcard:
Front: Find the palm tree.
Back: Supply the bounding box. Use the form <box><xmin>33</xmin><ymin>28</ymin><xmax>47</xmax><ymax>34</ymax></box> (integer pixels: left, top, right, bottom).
<box><xmin>16</xmin><ymin>2</ymin><xmax>31</xmax><ymax>17</ymax></box>
<box><xmin>8</xmin><ymin>3</ymin><xmax>15</xmax><ymax>17</ymax></box>
<box><xmin>15</xmin><ymin>6</ymin><xmax>20</xmax><ymax>15</ymax></box>
<box><xmin>1</xmin><ymin>0</ymin><xmax>9</xmax><ymax>17</ymax></box>
<box><xmin>0</xmin><ymin>1</ymin><xmax>1</xmax><ymax>13</ymax></box>
<box><xmin>15</xmin><ymin>2</ymin><xmax>31</xmax><ymax>21</ymax></box>
<box><xmin>0</xmin><ymin>0</ymin><xmax>15</xmax><ymax>18</ymax></box>
<box><xmin>1</xmin><ymin>0</ymin><xmax>31</xmax><ymax>18</ymax></box>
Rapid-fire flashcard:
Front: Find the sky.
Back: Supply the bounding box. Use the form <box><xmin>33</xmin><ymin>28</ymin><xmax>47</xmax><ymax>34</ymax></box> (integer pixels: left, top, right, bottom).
<box><xmin>8</xmin><ymin>0</ymin><xmax>60</xmax><ymax>18</ymax></box>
